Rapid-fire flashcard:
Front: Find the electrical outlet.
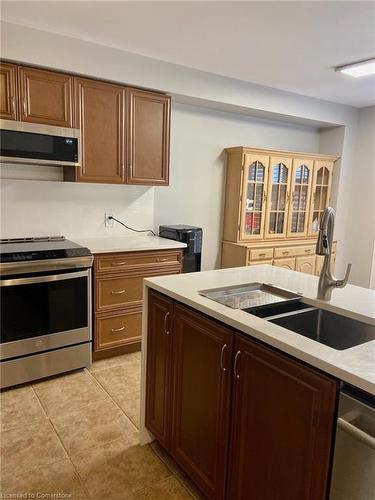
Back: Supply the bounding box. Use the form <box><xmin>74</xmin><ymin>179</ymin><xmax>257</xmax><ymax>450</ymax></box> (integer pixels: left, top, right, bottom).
<box><xmin>105</xmin><ymin>210</ymin><xmax>114</xmax><ymax>228</ymax></box>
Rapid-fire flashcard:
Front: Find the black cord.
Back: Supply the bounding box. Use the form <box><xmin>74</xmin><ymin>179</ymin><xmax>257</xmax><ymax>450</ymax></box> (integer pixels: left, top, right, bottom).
<box><xmin>108</xmin><ymin>216</ymin><xmax>156</xmax><ymax>236</ymax></box>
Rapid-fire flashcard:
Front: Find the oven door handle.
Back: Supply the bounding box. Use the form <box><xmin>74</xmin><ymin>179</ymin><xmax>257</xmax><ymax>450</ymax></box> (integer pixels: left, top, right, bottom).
<box><xmin>0</xmin><ymin>270</ymin><xmax>89</xmax><ymax>287</ymax></box>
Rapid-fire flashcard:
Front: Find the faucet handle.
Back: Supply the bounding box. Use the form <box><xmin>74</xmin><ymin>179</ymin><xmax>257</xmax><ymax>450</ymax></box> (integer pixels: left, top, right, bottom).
<box><xmin>336</xmin><ymin>263</ymin><xmax>352</xmax><ymax>288</ymax></box>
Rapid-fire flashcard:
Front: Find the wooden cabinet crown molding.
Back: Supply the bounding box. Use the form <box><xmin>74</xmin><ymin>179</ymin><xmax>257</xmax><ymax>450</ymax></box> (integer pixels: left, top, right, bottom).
<box><xmin>226</xmin><ymin>146</ymin><xmax>339</xmax><ymax>162</ymax></box>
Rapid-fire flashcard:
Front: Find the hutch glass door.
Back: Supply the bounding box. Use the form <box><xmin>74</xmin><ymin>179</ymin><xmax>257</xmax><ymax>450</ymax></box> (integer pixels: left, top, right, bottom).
<box><xmin>308</xmin><ymin>161</ymin><xmax>333</xmax><ymax>236</ymax></box>
<box><xmin>240</xmin><ymin>154</ymin><xmax>269</xmax><ymax>240</ymax></box>
<box><xmin>287</xmin><ymin>159</ymin><xmax>313</xmax><ymax>237</ymax></box>
<box><xmin>265</xmin><ymin>157</ymin><xmax>292</xmax><ymax>238</ymax></box>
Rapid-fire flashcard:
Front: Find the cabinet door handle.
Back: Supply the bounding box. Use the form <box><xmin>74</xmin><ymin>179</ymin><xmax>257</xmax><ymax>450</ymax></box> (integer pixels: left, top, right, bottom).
<box><xmin>282</xmin><ymin>251</ymin><xmax>289</xmax><ymax>255</ymax></box>
<box><xmin>159</xmin><ymin>258</ymin><xmax>169</xmax><ymax>262</ymax></box>
<box><xmin>234</xmin><ymin>350</ymin><xmax>241</xmax><ymax>379</ymax></box>
<box><xmin>11</xmin><ymin>96</ymin><xmax>15</xmax><ymax>114</ymax></box>
<box><xmin>111</xmin><ymin>289</ymin><xmax>126</xmax><ymax>295</ymax></box>
<box><xmin>259</xmin><ymin>253</ymin><xmax>266</xmax><ymax>257</ymax></box>
<box><xmin>111</xmin><ymin>325</ymin><xmax>125</xmax><ymax>333</ymax></box>
<box><xmin>164</xmin><ymin>311</ymin><xmax>170</xmax><ymax>335</ymax></box>
<box><xmin>305</xmin><ymin>249</ymin><xmax>312</xmax><ymax>253</ymax></box>
<box><xmin>263</xmin><ymin>191</ymin><xmax>267</xmax><ymax>203</ymax></box>
<box><xmin>111</xmin><ymin>261</ymin><xmax>127</xmax><ymax>266</ymax></box>
<box><xmin>220</xmin><ymin>344</ymin><xmax>227</xmax><ymax>372</ymax></box>
<box><xmin>23</xmin><ymin>97</ymin><xmax>27</xmax><ymax>115</ymax></box>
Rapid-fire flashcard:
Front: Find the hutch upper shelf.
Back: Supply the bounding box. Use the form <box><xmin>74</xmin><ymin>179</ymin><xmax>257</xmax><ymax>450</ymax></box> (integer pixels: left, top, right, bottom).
<box><xmin>223</xmin><ymin>147</ymin><xmax>339</xmax><ymax>243</ymax></box>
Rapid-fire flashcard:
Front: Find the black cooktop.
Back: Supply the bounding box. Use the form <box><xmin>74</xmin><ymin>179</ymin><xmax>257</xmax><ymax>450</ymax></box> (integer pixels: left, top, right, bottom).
<box><xmin>0</xmin><ymin>236</ymin><xmax>91</xmax><ymax>262</ymax></box>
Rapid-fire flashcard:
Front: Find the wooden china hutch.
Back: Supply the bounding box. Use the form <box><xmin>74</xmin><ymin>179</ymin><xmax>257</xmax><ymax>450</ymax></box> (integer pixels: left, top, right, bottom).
<box><xmin>221</xmin><ymin>147</ymin><xmax>338</xmax><ymax>274</ymax></box>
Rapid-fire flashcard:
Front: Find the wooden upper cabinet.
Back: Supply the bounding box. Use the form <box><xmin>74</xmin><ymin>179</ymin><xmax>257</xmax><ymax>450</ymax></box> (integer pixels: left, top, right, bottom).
<box><xmin>240</xmin><ymin>154</ymin><xmax>269</xmax><ymax>241</ymax></box>
<box><xmin>145</xmin><ymin>290</ymin><xmax>174</xmax><ymax>449</ymax></box>
<box><xmin>18</xmin><ymin>67</ymin><xmax>73</xmax><ymax>127</ymax></box>
<box><xmin>73</xmin><ymin>78</ymin><xmax>125</xmax><ymax>184</ymax></box>
<box><xmin>308</xmin><ymin>160</ymin><xmax>334</xmax><ymax>236</ymax></box>
<box><xmin>287</xmin><ymin>158</ymin><xmax>313</xmax><ymax>238</ymax></box>
<box><xmin>171</xmin><ymin>305</ymin><xmax>233</xmax><ymax>500</ymax></box>
<box><xmin>228</xmin><ymin>334</ymin><xmax>338</xmax><ymax>500</ymax></box>
<box><xmin>127</xmin><ymin>88</ymin><xmax>170</xmax><ymax>185</ymax></box>
<box><xmin>264</xmin><ymin>156</ymin><xmax>292</xmax><ymax>239</ymax></box>
<box><xmin>223</xmin><ymin>148</ymin><xmax>338</xmax><ymax>246</ymax></box>
<box><xmin>0</xmin><ymin>62</ymin><xmax>18</xmax><ymax>120</ymax></box>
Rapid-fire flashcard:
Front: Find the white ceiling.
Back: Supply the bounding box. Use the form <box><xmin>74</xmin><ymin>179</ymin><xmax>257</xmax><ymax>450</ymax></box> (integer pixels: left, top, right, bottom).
<box><xmin>2</xmin><ymin>1</ymin><xmax>375</xmax><ymax>108</ymax></box>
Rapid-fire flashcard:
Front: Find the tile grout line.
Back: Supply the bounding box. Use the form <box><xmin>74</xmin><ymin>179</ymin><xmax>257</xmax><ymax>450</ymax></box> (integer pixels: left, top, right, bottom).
<box><xmin>30</xmin><ymin>379</ymin><xmax>96</xmax><ymax>499</ymax></box>
<box><xmin>86</xmin><ymin>367</ymin><xmax>140</xmax><ymax>433</ymax></box>
<box><xmin>43</xmin><ymin>407</ymin><xmax>94</xmax><ymax>499</ymax></box>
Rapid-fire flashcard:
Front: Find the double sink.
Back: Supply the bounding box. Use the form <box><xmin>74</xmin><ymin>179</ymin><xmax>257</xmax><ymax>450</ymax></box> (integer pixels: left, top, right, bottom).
<box><xmin>199</xmin><ymin>283</ymin><xmax>375</xmax><ymax>351</ymax></box>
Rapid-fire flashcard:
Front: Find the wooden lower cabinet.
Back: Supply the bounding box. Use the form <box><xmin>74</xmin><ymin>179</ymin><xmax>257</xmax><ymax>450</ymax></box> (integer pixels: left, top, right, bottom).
<box><xmin>95</xmin><ymin>309</ymin><xmax>142</xmax><ymax>351</ymax></box>
<box><xmin>296</xmin><ymin>254</ymin><xmax>316</xmax><ymax>274</ymax></box>
<box><xmin>221</xmin><ymin>240</ymin><xmax>337</xmax><ymax>276</ymax></box>
<box><xmin>228</xmin><ymin>335</ymin><xmax>338</xmax><ymax>500</ymax></box>
<box><xmin>273</xmin><ymin>257</ymin><xmax>296</xmax><ymax>270</ymax></box>
<box><xmin>93</xmin><ymin>249</ymin><xmax>183</xmax><ymax>359</ymax></box>
<box><xmin>145</xmin><ymin>290</ymin><xmax>174</xmax><ymax>449</ymax></box>
<box><xmin>249</xmin><ymin>259</ymin><xmax>273</xmax><ymax>266</ymax></box>
<box><xmin>146</xmin><ymin>292</ymin><xmax>339</xmax><ymax>500</ymax></box>
<box><xmin>171</xmin><ymin>304</ymin><xmax>233</xmax><ymax>500</ymax></box>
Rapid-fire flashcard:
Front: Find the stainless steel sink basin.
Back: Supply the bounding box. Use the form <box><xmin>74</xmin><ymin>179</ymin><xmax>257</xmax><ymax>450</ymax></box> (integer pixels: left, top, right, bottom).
<box><xmin>269</xmin><ymin>308</ymin><xmax>375</xmax><ymax>350</ymax></box>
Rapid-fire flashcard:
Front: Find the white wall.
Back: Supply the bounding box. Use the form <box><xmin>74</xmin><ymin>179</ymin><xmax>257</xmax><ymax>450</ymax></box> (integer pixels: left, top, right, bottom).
<box><xmin>0</xmin><ymin>177</ymin><xmax>154</xmax><ymax>239</ymax></box>
<box><xmin>1</xmin><ymin>21</ymin><xmax>365</xmax><ymax>280</ymax></box>
<box><xmin>154</xmin><ymin>103</ymin><xmax>320</xmax><ymax>270</ymax></box>
<box><xmin>345</xmin><ymin>106</ymin><xmax>375</xmax><ymax>287</ymax></box>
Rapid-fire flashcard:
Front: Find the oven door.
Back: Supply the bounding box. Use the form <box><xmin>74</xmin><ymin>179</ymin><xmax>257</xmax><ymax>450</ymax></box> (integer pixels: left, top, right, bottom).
<box><xmin>0</xmin><ymin>269</ymin><xmax>91</xmax><ymax>360</ymax></box>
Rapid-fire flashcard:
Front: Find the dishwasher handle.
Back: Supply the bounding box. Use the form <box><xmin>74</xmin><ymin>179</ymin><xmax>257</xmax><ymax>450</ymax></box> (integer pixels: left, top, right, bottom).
<box><xmin>338</xmin><ymin>412</ymin><xmax>375</xmax><ymax>450</ymax></box>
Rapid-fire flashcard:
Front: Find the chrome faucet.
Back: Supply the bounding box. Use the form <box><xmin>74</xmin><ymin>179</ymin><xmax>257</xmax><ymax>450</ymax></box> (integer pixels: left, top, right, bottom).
<box><xmin>316</xmin><ymin>207</ymin><xmax>351</xmax><ymax>301</ymax></box>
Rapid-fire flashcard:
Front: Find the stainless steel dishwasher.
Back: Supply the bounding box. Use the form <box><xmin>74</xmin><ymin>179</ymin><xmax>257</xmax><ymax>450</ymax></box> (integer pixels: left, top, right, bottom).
<box><xmin>330</xmin><ymin>387</ymin><xmax>375</xmax><ymax>500</ymax></box>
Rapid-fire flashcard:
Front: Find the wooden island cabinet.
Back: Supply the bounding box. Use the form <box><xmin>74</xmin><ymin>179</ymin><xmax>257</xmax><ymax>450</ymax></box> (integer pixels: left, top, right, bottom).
<box><xmin>145</xmin><ymin>290</ymin><xmax>339</xmax><ymax>500</ymax></box>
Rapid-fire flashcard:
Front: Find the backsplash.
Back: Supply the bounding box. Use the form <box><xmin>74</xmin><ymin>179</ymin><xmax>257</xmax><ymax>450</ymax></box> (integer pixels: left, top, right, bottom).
<box><xmin>0</xmin><ymin>177</ymin><xmax>155</xmax><ymax>239</ymax></box>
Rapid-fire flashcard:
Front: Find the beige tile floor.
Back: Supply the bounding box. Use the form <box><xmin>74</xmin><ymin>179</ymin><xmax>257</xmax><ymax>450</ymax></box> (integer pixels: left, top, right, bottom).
<box><xmin>0</xmin><ymin>352</ymin><xmax>203</xmax><ymax>499</ymax></box>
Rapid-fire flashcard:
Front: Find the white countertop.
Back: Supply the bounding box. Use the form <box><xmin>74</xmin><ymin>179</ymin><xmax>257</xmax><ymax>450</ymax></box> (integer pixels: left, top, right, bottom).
<box><xmin>75</xmin><ymin>235</ymin><xmax>187</xmax><ymax>254</ymax></box>
<box><xmin>144</xmin><ymin>265</ymin><xmax>375</xmax><ymax>395</ymax></box>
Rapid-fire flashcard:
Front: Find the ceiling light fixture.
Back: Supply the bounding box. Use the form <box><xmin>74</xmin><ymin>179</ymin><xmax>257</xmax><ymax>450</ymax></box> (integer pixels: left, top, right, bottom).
<box><xmin>335</xmin><ymin>58</ymin><xmax>375</xmax><ymax>78</ymax></box>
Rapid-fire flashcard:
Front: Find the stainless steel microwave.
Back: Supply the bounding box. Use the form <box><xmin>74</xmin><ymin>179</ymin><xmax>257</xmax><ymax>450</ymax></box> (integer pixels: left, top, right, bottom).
<box><xmin>0</xmin><ymin>119</ymin><xmax>80</xmax><ymax>167</ymax></box>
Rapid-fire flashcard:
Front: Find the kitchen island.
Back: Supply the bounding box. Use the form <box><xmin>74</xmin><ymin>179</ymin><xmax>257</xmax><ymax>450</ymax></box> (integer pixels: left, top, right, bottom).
<box><xmin>140</xmin><ymin>265</ymin><xmax>375</xmax><ymax>500</ymax></box>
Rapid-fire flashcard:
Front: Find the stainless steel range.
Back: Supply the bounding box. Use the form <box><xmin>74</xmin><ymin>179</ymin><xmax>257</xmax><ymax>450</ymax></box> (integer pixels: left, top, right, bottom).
<box><xmin>0</xmin><ymin>236</ymin><xmax>93</xmax><ymax>388</ymax></box>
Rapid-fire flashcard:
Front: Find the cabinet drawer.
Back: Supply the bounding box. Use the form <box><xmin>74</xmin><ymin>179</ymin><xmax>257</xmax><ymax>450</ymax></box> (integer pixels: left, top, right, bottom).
<box><xmin>249</xmin><ymin>248</ymin><xmax>273</xmax><ymax>261</ymax></box>
<box><xmin>95</xmin><ymin>250</ymin><xmax>182</xmax><ymax>274</ymax></box>
<box><xmin>274</xmin><ymin>245</ymin><xmax>315</xmax><ymax>259</ymax></box>
<box><xmin>96</xmin><ymin>275</ymin><xmax>144</xmax><ymax>311</ymax></box>
<box><xmin>95</xmin><ymin>310</ymin><xmax>142</xmax><ymax>350</ymax></box>
<box><xmin>95</xmin><ymin>268</ymin><xmax>182</xmax><ymax>312</ymax></box>
<box><xmin>273</xmin><ymin>257</ymin><xmax>296</xmax><ymax>270</ymax></box>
